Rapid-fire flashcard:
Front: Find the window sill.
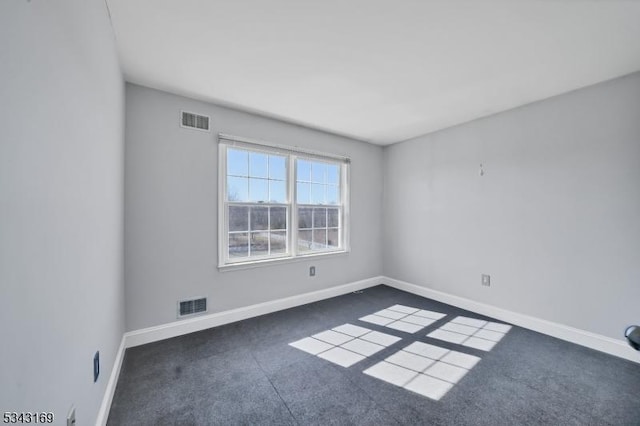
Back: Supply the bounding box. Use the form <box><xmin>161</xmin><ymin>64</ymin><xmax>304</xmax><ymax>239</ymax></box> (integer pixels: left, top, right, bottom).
<box><xmin>218</xmin><ymin>250</ymin><xmax>349</xmax><ymax>272</ymax></box>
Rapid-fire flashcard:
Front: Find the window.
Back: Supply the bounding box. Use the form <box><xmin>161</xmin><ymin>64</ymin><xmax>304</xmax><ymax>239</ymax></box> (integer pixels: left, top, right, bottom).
<box><xmin>219</xmin><ymin>134</ymin><xmax>349</xmax><ymax>267</ymax></box>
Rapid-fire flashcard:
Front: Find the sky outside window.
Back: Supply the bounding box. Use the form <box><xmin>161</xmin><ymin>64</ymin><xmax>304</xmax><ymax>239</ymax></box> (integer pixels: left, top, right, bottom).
<box><xmin>227</xmin><ymin>148</ymin><xmax>286</xmax><ymax>203</ymax></box>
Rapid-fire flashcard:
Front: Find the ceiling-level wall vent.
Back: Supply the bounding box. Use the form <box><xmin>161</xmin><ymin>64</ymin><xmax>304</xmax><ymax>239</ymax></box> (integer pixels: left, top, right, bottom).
<box><xmin>178</xmin><ymin>297</ymin><xmax>207</xmax><ymax>318</ymax></box>
<box><xmin>181</xmin><ymin>110</ymin><xmax>210</xmax><ymax>132</ymax></box>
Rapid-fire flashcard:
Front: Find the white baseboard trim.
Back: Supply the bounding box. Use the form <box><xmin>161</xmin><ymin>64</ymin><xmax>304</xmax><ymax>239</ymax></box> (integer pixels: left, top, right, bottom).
<box><xmin>382</xmin><ymin>276</ymin><xmax>639</xmax><ymax>364</ymax></box>
<box><xmin>124</xmin><ymin>276</ymin><xmax>383</xmax><ymax>348</ymax></box>
<box><xmin>95</xmin><ymin>335</ymin><xmax>126</xmax><ymax>426</ymax></box>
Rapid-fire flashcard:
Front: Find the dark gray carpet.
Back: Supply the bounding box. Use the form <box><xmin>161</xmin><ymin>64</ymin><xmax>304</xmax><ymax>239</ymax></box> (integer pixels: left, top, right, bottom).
<box><xmin>107</xmin><ymin>285</ymin><xmax>640</xmax><ymax>425</ymax></box>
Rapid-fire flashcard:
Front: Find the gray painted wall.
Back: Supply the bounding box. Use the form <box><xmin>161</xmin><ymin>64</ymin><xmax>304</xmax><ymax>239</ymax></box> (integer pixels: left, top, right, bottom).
<box><xmin>383</xmin><ymin>72</ymin><xmax>640</xmax><ymax>341</ymax></box>
<box><xmin>124</xmin><ymin>84</ymin><xmax>383</xmax><ymax>331</ymax></box>
<box><xmin>0</xmin><ymin>0</ymin><xmax>124</xmax><ymax>424</ymax></box>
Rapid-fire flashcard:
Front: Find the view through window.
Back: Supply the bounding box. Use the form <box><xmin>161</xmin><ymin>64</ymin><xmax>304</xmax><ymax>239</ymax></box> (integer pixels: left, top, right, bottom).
<box><xmin>219</xmin><ymin>136</ymin><xmax>349</xmax><ymax>267</ymax></box>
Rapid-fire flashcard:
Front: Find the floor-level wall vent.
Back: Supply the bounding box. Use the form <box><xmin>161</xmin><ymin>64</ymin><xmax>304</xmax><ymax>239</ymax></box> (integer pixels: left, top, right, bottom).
<box><xmin>178</xmin><ymin>297</ymin><xmax>207</xmax><ymax>318</ymax></box>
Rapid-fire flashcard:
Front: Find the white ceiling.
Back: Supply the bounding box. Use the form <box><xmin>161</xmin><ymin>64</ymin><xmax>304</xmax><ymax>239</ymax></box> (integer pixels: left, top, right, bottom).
<box><xmin>106</xmin><ymin>0</ymin><xmax>640</xmax><ymax>145</ymax></box>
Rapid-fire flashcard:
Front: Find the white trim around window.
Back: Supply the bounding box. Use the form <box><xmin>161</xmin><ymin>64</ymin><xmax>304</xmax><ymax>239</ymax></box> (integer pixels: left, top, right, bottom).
<box><xmin>218</xmin><ymin>134</ymin><xmax>350</xmax><ymax>270</ymax></box>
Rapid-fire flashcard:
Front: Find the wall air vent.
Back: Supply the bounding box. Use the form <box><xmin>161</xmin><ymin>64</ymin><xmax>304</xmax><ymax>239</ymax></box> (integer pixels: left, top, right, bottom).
<box><xmin>181</xmin><ymin>111</ymin><xmax>210</xmax><ymax>132</ymax></box>
<box><xmin>178</xmin><ymin>297</ymin><xmax>207</xmax><ymax>317</ymax></box>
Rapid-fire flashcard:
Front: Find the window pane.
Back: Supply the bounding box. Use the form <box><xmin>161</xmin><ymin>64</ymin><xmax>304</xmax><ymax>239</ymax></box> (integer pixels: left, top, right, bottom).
<box><xmin>297</xmin><ymin>182</ymin><xmax>310</xmax><ymax>204</ymax></box>
<box><xmin>270</xmin><ymin>207</ymin><xmax>286</xmax><ymax>230</ymax></box>
<box><xmin>298</xmin><ymin>230</ymin><xmax>312</xmax><ymax>252</ymax></box>
<box><xmin>327</xmin><ymin>164</ymin><xmax>339</xmax><ymax>185</ymax></box>
<box><xmin>298</xmin><ymin>207</ymin><xmax>312</xmax><ymax>229</ymax></box>
<box><xmin>269</xmin><ymin>180</ymin><xmax>286</xmax><ymax>203</ymax></box>
<box><xmin>228</xmin><ymin>176</ymin><xmax>248</xmax><ymax>201</ymax></box>
<box><xmin>249</xmin><ymin>178</ymin><xmax>268</xmax><ymax>202</ymax></box>
<box><xmin>270</xmin><ymin>231</ymin><xmax>286</xmax><ymax>254</ymax></box>
<box><xmin>297</xmin><ymin>160</ymin><xmax>311</xmax><ymax>182</ymax></box>
<box><xmin>310</xmin><ymin>184</ymin><xmax>325</xmax><ymax>204</ymax></box>
<box><xmin>313</xmin><ymin>229</ymin><xmax>327</xmax><ymax>249</ymax></box>
<box><xmin>327</xmin><ymin>185</ymin><xmax>339</xmax><ymax>205</ymax></box>
<box><xmin>250</xmin><ymin>206</ymin><xmax>268</xmax><ymax>231</ymax></box>
<box><xmin>249</xmin><ymin>152</ymin><xmax>268</xmax><ymax>178</ymax></box>
<box><xmin>229</xmin><ymin>232</ymin><xmax>248</xmax><ymax>257</ymax></box>
<box><xmin>227</xmin><ymin>149</ymin><xmax>248</xmax><ymax>176</ymax></box>
<box><xmin>229</xmin><ymin>206</ymin><xmax>248</xmax><ymax>231</ymax></box>
<box><xmin>312</xmin><ymin>162</ymin><xmax>327</xmax><ymax>184</ymax></box>
<box><xmin>328</xmin><ymin>229</ymin><xmax>339</xmax><ymax>248</ymax></box>
<box><xmin>250</xmin><ymin>231</ymin><xmax>269</xmax><ymax>256</ymax></box>
<box><xmin>328</xmin><ymin>208</ymin><xmax>339</xmax><ymax>227</ymax></box>
<box><xmin>224</xmin><ymin>146</ymin><xmax>346</xmax><ymax>265</ymax></box>
<box><xmin>313</xmin><ymin>208</ymin><xmax>327</xmax><ymax>227</ymax></box>
<box><xmin>269</xmin><ymin>155</ymin><xmax>286</xmax><ymax>180</ymax></box>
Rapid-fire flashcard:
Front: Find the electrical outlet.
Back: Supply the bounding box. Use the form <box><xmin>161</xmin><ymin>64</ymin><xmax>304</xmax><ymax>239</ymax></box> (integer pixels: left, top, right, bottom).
<box><xmin>67</xmin><ymin>407</ymin><xmax>76</xmax><ymax>426</ymax></box>
<box><xmin>309</xmin><ymin>266</ymin><xmax>316</xmax><ymax>277</ymax></box>
<box><xmin>482</xmin><ymin>274</ymin><xmax>491</xmax><ymax>287</ymax></box>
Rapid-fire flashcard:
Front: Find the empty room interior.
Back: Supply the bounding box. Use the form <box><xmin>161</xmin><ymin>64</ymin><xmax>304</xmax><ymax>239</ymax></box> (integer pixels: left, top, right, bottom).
<box><xmin>3</xmin><ymin>1</ymin><xmax>640</xmax><ymax>425</ymax></box>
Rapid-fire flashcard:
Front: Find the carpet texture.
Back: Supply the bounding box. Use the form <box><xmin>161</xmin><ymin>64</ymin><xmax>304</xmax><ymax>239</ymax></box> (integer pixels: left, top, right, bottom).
<box><xmin>107</xmin><ymin>285</ymin><xmax>640</xmax><ymax>425</ymax></box>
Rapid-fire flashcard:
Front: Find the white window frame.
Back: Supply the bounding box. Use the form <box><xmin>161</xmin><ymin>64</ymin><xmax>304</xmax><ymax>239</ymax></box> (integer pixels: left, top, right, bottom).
<box><xmin>218</xmin><ymin>133</ymin><xmax>350</xmax><ymax>269</ymax></box>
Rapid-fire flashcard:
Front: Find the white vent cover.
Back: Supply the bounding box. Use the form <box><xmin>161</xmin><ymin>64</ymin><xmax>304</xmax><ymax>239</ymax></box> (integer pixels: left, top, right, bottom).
<box><xmin>178</xmin><ymin>297</ymin><xmax>207</xmax><ymax>317</ymax></box>
<box><xmin>181</xmin><ymin>111</ymin><xmax>210</xmax><ymax>131</ymax></box>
